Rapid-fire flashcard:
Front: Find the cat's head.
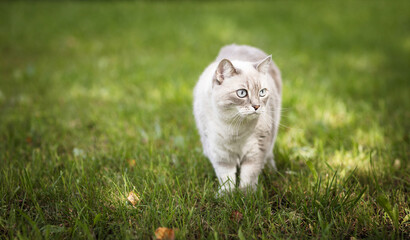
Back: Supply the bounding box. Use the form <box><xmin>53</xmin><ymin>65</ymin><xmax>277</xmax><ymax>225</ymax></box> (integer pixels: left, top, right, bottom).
<box><xmin>212</xmin><ymin>56</ymin><xmax>273</xmax><ymax>121</ymax></box>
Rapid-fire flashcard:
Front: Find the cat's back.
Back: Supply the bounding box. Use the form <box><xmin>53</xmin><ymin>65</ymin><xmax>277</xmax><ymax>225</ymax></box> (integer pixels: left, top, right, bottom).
<box><xmin>216</xmin><ymin>44</ymin><xmax>268</xmax><ymax>62</ymax></box>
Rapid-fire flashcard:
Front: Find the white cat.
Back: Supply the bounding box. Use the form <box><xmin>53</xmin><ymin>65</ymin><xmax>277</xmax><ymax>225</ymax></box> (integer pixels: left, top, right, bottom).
<box><xmin>193</xmin><ymin>44</ymin><xmax>282</xmax><ymax>193</ymax></box>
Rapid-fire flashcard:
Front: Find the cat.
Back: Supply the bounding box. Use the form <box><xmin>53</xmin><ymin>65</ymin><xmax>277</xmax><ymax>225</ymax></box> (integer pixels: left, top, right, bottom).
<box><xmin>193</xmin><ymin>44</ymin><xmax>282</xmax><ymax>193</ymax></box>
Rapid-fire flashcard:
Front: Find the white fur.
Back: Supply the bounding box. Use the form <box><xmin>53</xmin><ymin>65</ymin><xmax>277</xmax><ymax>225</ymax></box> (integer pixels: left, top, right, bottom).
<box><xmin>193</xmin><ymin>44</ymin><xmax>282</xmax><ymax>193</ymax></box>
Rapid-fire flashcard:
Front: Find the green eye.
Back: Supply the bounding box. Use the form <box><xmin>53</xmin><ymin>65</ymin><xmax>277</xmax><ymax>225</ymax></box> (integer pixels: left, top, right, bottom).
<box><xmin>259</xmin><ymin>88</ymin><xmax>267</xmax><ymax>97</ymax></box>
<box><xmin>236</xmin><ymin>89</ymin><xmax>248</xmax><ymax>98</ymax></box>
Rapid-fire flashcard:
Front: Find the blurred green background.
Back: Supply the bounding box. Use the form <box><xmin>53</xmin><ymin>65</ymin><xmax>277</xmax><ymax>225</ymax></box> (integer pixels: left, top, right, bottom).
<box><xmin>1</xmin><ymin>1</ymin><xmax>409</xmax><ymax>239</ymax></box>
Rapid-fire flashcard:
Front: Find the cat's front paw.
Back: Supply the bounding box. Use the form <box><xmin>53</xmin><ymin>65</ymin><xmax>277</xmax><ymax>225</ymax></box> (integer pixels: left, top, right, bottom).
<box><xmin>238</xmin><ymin>184</ymin><xmax>257</xmax><ymax>194</ymax></box>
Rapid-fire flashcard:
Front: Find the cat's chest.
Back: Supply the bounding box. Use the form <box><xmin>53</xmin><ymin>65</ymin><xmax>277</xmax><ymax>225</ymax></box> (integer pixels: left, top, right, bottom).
<box><xmin>212</xmin><ymin>124</ymin><xmax>257</xmax><ymax>154</ymax></box>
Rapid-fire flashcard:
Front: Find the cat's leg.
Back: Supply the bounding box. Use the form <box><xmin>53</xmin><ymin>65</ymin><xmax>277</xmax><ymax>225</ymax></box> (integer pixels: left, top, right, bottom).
<box><xmin>239</xmin><ymin>153</ymin><xmax>265</xmax><ymax>191</ymax></box>
<box><xmin>266</xmin><ymin>153</ymin><xmax>277</xmax><ymax>171</ymax></box>
<box><xmin>266</xmin><ymin>132</ymin><xmax>278</xmax><ymax>171</ymax></box>
<box><xmin>212</xmin><ymin>161</ymin><xmax>237</xmax><ymax>193</ymax></box>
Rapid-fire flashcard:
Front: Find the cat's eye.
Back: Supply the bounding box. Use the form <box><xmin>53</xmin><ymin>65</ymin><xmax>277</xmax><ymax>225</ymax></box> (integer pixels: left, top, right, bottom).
<box><xmin>259</xmin><ymin>88</ymin><xmax>267</xmax><ymax>97</ymax></box>
<box><xmin>236</xmin><ymin>89</ymin><xmax>248</xmax><ymax>98</ymax></box>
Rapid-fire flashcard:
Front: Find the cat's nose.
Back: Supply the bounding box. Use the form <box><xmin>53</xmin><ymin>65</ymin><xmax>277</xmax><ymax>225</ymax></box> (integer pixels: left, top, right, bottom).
<box><xmin>252</xmin><ymin>105</ymin><xmax>260</xmax><ymax>110</ymax></box>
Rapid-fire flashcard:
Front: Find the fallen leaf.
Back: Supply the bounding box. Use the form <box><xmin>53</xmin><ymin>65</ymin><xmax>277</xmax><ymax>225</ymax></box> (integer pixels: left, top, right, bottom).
<box><xmin>127</xmin><ymin>191</ymin><xmax>140</xmax><ymax>206</ymax></box>
<box><xmin>393</xmin><ymin>159</ymin><xmax>401</xmax><ymax>169</ymax></box>
<box><xmin>231</xmin><ymin>210</ymin><xmax>243</xmax><ymax>223</ymax></box>
<box><xmin>127</xmin><ymin>159</ymin><xmax>136</xmax><ymax>168</ymax></box>
<box><xmin>155</xmin><ymin>227</ymin><xmax>176</xmax><ymax>240</ymax></box>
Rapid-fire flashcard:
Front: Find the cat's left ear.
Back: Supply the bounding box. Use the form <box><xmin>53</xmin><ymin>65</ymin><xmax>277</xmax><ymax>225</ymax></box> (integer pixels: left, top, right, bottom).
<box><xmin>255</xmin><ymin>55</ymin><xmax>272</xmax><ymax>74</ymax></box>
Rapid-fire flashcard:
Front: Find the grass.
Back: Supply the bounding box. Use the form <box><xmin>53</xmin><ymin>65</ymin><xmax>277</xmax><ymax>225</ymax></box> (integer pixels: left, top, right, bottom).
<box><xmin>1</xmin><ymin>1</ymin><xmax>409</xmax><ymax>239</ymax></box>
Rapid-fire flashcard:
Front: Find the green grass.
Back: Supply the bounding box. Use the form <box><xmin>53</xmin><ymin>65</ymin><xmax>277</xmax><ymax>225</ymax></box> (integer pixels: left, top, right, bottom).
<box><xmin>1</xmin><ymin>1</ymin><xmax>409</xmax><ymax>239</ymax></box>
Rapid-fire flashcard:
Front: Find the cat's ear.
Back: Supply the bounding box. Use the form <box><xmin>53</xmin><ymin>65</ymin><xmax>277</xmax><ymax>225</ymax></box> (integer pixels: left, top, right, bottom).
<box><xmin>255</xmin><ymin>55</ymin><xmax>272</xmax><ymax>74</ymax></box>
<box><xmin>214</xmin><ymin>59</ymin><xmax>237</xmax><ymax>85</ymax></box>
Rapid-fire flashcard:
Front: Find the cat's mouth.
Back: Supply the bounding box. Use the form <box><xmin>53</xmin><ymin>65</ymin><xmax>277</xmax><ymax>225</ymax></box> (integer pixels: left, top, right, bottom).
<box><xmin>242</xmin><ymin>111</ymin><xmax>260</xmax><ymax>119</ymax></box>
<box><xmin>236</xmin><ymin>108</ymin><xmax>262</xmax><ymax>119</ymax></box>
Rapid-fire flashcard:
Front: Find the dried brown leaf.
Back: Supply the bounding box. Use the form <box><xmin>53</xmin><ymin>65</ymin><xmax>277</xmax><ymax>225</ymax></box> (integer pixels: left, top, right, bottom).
<box><xmin>230</xmin><ymin>210</ymin><xmax>243</xmax><ymax>223</ymax></box>
<box><xmin>127</xmin><ymin>191</ymin><xmax>140</xmax><ymax>206</ymax></box>
<box><xmin>154</xmin><ymin>227</ymin><xmax>176</xmax><ymax>240</ymax></box>
<box><xmin>127</xmin><ymin>159</ymin><xmax>136</xmax><ymax>168</ymax></box>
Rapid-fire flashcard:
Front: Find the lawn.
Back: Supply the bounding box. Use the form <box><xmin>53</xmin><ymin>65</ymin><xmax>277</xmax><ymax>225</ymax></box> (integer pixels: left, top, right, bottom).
<box><xmin>0</xmin><ymin>1</ymin><xmax>409</xmax><ymax>239</ymax></box>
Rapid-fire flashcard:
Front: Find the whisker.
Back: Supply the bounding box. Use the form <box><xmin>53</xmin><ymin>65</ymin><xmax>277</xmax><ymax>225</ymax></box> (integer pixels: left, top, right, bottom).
<box><xmin>265</xmin><ymin>109</ymin><xmax>304</xmax><ymax>131</ymax></box>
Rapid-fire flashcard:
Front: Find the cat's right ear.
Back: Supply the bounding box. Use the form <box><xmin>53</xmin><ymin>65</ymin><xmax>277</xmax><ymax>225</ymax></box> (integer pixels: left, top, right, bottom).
<box><xmin>214</xmin><ymin>59</ymin><xmax>237</xmax><ymax>85</ymax></box>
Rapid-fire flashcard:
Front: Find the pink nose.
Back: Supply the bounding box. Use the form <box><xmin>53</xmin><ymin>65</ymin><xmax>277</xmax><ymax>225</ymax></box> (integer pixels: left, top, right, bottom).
<box><xmin>252</xmin><ymin>105</ymin><xmax>260</xmax><ymax>110</ymax></box>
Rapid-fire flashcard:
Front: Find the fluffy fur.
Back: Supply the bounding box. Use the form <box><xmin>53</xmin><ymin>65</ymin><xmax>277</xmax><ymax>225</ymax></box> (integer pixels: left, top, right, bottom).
<box><xmin>193</xmin><ymin>44</ymin><xmax>282</xmax><ymax>192</ymax></box>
